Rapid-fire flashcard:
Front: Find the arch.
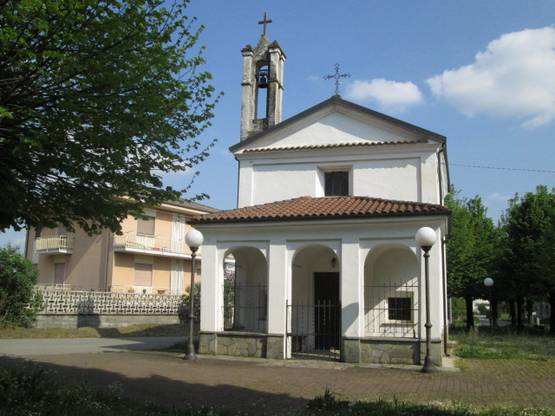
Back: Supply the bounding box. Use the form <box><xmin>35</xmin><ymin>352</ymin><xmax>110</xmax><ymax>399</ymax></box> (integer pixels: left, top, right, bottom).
<box><xmin>363</xmin><ymin>244</ymin><xmax>419</xmax><ymax>338</ymax></box>
<box><xmin>222</xmin><ymin>246</ymin><xmax>268</xmax><ymax>333</ymax></box>
<box><xmin>290</xmin><ymin>243</ymin><xmax>341</xmax><ymax>358</ymax></box>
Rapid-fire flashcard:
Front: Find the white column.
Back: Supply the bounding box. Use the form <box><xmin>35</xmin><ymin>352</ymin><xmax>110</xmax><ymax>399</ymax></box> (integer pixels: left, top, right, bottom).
<box><xmin>340</xmin><ymin>236</ymin><xmax>363</xmax><ymax>338</ymax></box>
<box><xmin>200</xmin><ymin>242</ymin><xmax>222</xmax><ymax>332</ymax></box>
<box><xmin>267</xmin><ymin>240</ymin><xmax>287</xmax><ymax>357</ymax></box>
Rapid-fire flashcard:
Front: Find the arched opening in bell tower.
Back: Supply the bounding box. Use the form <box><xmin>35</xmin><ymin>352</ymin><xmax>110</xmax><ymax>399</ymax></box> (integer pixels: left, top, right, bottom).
<box><xmin>255</xmin><ymin>63</ymin><xmax>270</xmax><ymax>120</ymax></box>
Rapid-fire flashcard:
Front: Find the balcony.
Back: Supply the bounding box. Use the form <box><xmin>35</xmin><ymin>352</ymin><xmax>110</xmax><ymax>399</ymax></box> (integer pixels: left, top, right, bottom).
<box><xmin>113</xmin><ymin>233</ymin><xmax>196</xmax><ymax>259</ymax></box>
<box><xmin>35</xmin><ymin>235</ymin><xmax>74</xmax><ymax>255</ymax></box>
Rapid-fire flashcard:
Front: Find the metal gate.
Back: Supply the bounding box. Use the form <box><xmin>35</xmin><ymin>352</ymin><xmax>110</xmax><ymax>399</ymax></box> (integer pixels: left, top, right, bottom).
<box><xmin>287</xmin><ymin>301</ymin><xmax>341</xmax><ymax>360</ymax></box>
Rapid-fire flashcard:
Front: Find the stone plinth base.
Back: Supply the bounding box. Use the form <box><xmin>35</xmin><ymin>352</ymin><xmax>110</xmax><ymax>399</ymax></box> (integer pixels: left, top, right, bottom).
<box><xmin>199</xmin><ymin>333</ymin><xmax>442</xmax><ymax>366</ymax></box>
<box><xmin>34</xmin><ymin>314</ymin><xmax>183</xmax><ymax>329</ymax></box>
<box><xmin>350</xmin><ymin>337</ymin><xmax>442</xmax><ymax>366</ymax></box>
<box><xmin>199</xmin><ymin>332</ymin><xmax>285</xmax><ymax>359</ymax></box>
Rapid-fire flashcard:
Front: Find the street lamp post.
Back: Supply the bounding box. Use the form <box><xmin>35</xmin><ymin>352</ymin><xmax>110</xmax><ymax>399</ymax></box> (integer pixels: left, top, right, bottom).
<box><xmin>484</xmin><ymin>277</ymin><xmax>494</xmax><ymax>329</ymax></box>
<box><xmin>184</xmin><ymin>228</ymin><xmax>204</xmax><ymax>360</ymax></box>
<box><xmin>415</xmin><ymin>226</ymin><xmax>437</xmax><ymax>373</ymax></box>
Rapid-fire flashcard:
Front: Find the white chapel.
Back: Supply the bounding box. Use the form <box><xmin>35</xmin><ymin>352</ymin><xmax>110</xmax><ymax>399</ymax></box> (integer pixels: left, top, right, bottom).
<box><xmin>191</xmin><ymin>24</ymin><xmax>450</xmax><ymax>365</ymax></box>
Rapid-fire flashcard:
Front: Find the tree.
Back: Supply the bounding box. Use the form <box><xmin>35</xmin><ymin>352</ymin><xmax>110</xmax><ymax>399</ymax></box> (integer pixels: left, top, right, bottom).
<box><xmin>502</xmin><ymin>186</ymin><xmax>555</xmax><ymax>331</ymax></box>
<box><xmin>445</xmin><ymin>189</ymin><xmax>498</xmax><ymax>330</ymax></box>
<box><xmin>0</xmin><ymin>246</ymin><xmax>42</xmax><ymax>326</ymax></box>
<box><xmin>0</xmin><ymin>0</ymin><xmax>218</xmax><ymax>234</ymax></box>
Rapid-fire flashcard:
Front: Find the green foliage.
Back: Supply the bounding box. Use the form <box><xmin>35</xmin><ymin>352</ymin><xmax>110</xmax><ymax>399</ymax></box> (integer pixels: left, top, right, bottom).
<box><xmin>0</xmin><ymin>247</ymin><xmax>42</xmax><ymax>327</ymax></box>
<box><xmin>0</xmin><ymin>0</ymin><xmax>220</xmax><ymax>234</ymax></box>
<box><xmin>500</xmin><ymin>186</ymin><xmax>555</xmax><ymax>298</ymax></box>
<box><xmin>0</xmin><ymin>367</ymin><xmax>225</xmax><ymax>415</ymax></box>
<box><xmin>451</xmin><ymin>330</ymin><xmax>555</xmax><ymax>360</ymax></box>
<box><xmin>445</xmin><ymin>189</ymin><xmax>499</xmax><ymax>298</ymax></box>
<box><xmin>450</xmin><ymin>297</ymin><xmax>467</xmax><ymax>324</ymax></box>
<box><xmin>182</xmin><ymin>282</ymin><xmax>201</xmax><ymax>321</ymax></box>
<box><xmin>305</xmin><ymin>389</ymin><xmax>554</xmax><ymax>416</ymax></box>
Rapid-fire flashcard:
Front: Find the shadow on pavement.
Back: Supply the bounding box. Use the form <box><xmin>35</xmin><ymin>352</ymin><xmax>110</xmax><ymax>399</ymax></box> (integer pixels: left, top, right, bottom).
<box><xmin>0</xmin><ymin>355</ymin><xmax>307</xmax><ymax>415</ymax></box>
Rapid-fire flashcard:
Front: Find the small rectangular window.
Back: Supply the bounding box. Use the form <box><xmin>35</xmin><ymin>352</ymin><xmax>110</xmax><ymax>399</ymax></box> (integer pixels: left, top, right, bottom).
<box><xmin>324</xmin><ymin>171</ymin><xmax>349</xmax><ymax>196</ymax></box>
<box><xmin>388</xmin><ymin>297</ymin><xmax>412</xmax><ymax>321</ymax></box>
<box><xmin>134</xmin><ymin>263</ymin><xmax>153</xmax><ymax>286</ymax></box>
<box><xmin>137</xmin><ymin>215</ymin><xmax>155</xmax><ymax>236</ymax></box>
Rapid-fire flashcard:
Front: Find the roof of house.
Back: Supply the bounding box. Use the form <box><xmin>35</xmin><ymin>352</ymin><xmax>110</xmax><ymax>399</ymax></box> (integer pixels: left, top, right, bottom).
<box><xmin>242</xmin><ymin>140</ymin><xmax>420</xmax><ymax>153</ymax></box>
<box><xmin>163</xmin><ymin>199</ymin><xmax>219</xmax><ymax>213</ymax></box>
<box><xmin>229</xmin><ymin>95</ymin><xmax>446</xmax><ymax>153</ymax></box>
<box><xmin>189</xmin><ymin>196</ymin><xmax>450</xmax><ymax>225</ymax></box>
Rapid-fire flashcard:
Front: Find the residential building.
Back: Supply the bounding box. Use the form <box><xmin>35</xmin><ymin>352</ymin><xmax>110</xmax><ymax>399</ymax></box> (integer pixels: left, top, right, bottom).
<box><xmin>25</xmin><ymin>200</ymin><xmax>218</xmax><ymax>294</ymax></box>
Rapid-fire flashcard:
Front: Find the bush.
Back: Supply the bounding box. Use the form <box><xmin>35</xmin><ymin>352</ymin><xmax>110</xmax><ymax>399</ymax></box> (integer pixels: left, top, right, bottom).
<box><xmin>305</xmin><ymin>389</ymin><xmax>554</xmax><ymax>416</ymax></box>
<box><xmin>181</xmin><ymin>282</ymin><xmax>201</xmax><ymax>322</ymax></box>
<box><xmin>0</xmin><ymin>246</ymin><xmax>42</xmax><ymax>327</ymax></box>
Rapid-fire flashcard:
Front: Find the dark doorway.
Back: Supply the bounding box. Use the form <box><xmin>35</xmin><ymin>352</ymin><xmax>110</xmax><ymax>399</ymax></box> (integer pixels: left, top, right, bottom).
<box><xmin>313</xmin><ymin>272</ymin><xmax>340</xmax><ymax>351</ymax></box>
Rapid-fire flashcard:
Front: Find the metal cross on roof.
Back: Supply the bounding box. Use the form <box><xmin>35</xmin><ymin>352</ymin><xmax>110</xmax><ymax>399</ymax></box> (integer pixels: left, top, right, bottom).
<box><xmin>258</xmin><ymin>12</ymin><xmax>272</xmax><ymax>37</ymax></box>
<box><xmin>323</xmin><ymin>63</ymin><xmax>351</xmax><ymax>96</ymax></box>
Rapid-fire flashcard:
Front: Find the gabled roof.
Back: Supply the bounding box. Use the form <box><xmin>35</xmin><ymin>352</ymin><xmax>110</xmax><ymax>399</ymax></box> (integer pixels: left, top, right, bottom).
<box><xmin>189</xmin><ymin>196</ymin><xmax>449</xmax><ymax>225</ymax></box>
<box><xmin>229</xmin><ymin>95</ymin><xmax>446</xmax><ymax>153</ymax></box>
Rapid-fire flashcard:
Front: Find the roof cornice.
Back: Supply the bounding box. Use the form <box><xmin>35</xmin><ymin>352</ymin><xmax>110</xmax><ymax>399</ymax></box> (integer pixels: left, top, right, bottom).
<box><xmin>229</xmin><ymin>96</ymin><xmax>446</xmax><ymax>153</ymax></box>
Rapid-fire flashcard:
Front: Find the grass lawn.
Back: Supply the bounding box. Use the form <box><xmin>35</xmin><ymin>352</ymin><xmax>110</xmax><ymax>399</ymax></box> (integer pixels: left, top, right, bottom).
<box><xmin>451</xmin><ymin>329</ymin><xmax>555</xmax><ymax>360</ymax></box>
<box><xmin>0</xmin><ymin>323</ymin><xmax>187</xmax><ymax>339</ymax></box>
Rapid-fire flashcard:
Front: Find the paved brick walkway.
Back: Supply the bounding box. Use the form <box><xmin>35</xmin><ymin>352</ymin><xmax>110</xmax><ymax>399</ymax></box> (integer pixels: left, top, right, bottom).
<box><xmin>2</xmin><ymin>352</ymin><xmax>555</xmax><ymax>415</ymax></box>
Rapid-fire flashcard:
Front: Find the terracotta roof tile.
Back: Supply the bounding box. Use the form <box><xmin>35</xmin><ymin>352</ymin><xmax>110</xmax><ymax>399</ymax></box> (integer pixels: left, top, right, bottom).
<box><xmin>189</xmin><ymin>196</ymin><xmax>450</xmax><ymax>225</ymax></box>
<box><xmin>241</xmin><ymin>140</ymin><xmax>419</xmax><ymax>153</ymax></box>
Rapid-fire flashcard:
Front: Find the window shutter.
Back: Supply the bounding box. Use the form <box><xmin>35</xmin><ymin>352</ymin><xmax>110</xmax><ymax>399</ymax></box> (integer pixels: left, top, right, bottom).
<box><xmin>134</xmin><ymin>263</ymin><xmax>153</xmax><ymax>286</ymax></box>
<box><xmin>137</xmin><ymin>216</ymin><xmax>155</xmax><ymax>236</ymax></box>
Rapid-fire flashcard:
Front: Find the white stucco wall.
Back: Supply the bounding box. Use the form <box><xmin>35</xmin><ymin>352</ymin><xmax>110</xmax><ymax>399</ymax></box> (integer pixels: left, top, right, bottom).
<box><xmin>234</xmin><ymin>106</ymin><xmax>444</xmax><ymax>208</ymax></box>
<box><xmin>239</xmin><ymin>150</ymin><xmax>436</xmax><ymax>207</ymax></box>
<box><xmin>249</xmin><ymin>111</ymin><xmax>419</xmax><ymax>149</ymax></box>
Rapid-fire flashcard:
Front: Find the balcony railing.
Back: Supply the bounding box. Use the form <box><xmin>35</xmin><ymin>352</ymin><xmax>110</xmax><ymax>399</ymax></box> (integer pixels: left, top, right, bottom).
<box><xmin>35</xmin><ymin>235</ymin><xmax>74</xmax><ymax>254</ymax></box>
<box><xmin>113</xmin><ymin>233</ymin><xmax>194</xmax><ymax>258</ymax></box>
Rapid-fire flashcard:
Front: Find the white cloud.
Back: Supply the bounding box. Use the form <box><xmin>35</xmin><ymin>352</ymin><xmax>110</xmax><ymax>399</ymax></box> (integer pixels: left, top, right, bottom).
<box><xmin>345</xmin><ymin>78</ymin><xmax>424</xmax><ymax>111</ymax></box>
<box><xmin>427</xmin><ymin>27</ymin><xmax>555</xmax><ymax>128</ymax></box>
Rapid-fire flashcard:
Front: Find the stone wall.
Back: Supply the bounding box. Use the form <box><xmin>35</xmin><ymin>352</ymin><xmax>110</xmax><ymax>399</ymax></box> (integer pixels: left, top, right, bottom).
<box><xmin>348</xmin><ymin>337</ymin><xmax>443</xmax><ymax>366</ymax></box>
<box><xmin>34</xmin><ymin>287</ymin><xmax>188</xmax><ymax>329</ymax></box>
<box><xmin>35</xmin><ymin>314</ymin><xmax>182</xmax><ymax>329</ymax></box>
<box><xmin>199</xmin><ymin>332</ymin><xmax>285</xmax><ymax>359</ymax></box>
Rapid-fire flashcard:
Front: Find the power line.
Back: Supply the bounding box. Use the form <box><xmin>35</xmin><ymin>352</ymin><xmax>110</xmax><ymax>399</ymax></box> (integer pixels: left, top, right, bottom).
<box><xmin>446</xmin><ymin>162</ymin><xmax>555</xmax><ymax>175</ymax></box>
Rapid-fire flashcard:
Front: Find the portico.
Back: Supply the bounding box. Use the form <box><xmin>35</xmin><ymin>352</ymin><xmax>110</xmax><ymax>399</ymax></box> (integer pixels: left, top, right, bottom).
<box><xmin>193</xmin><ymin>197</ymin><xmax>448</xmax><ymax>365</ymax></box>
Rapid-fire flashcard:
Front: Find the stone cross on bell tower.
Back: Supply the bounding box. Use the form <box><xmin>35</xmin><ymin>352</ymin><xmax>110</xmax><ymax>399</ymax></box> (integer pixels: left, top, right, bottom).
<box><xmin>240</xmin><ymin>12</ymin><xmax>286</xmax><ymax>141</ymax></box>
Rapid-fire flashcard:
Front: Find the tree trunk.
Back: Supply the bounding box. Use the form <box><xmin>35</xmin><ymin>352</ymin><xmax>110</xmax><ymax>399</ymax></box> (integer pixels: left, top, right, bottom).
<box><xmin>526</xmin><ymin>299</ymin><xmax>534</xmax><ymax>325</ymax></box>
<box><xmin>516</xmin><ymin>296</ymin><xmax>524</xmax><ymax>331</ymax></box>
<box><xmin>465</xmin><ymin>295</ymin><xmax>474</xmax><ymax>331</ymax></box>
<box><xmin>509</xmin><ymin>299</ymin><xmax>517</xmax><ymax>327</ymax></box>
<box><xmin>491</xmin><ymin>297</ymin><xmax>498</xmax><ymax>328</ymax></box>
<box><xmin>550</xmin><ymin>292</ymin><xmax>555</xmax><ymax>335</ymax></box>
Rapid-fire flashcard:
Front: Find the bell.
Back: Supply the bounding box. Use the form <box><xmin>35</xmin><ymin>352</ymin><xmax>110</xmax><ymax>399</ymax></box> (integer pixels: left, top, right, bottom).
<box><xmin>258</xmin><ymin>73</ymin><xmax>268</xmax><ymax>88</ymax></box>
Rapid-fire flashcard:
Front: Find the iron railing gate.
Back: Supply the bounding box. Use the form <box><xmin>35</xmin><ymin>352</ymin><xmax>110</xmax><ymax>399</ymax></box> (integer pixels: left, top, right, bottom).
<box><xmin>287</xmin><ymin>301</ymin><xmax>341</xmax><ymax>360</ymax></box>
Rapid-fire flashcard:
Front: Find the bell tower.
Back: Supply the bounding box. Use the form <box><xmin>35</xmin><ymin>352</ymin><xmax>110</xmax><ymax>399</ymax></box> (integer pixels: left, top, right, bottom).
<box><xmin>240</xmin><ymin>13</ymin><xmax>285</xmax><ymax>140</ymax></box>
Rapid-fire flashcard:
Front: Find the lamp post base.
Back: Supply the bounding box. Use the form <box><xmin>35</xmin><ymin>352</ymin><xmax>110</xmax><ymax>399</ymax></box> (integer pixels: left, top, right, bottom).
<box><xmin>421</xmin><ymin>356</ymin><xmax>435</xmax><ymax>373</ymax></box>
<box><xmin>183</xmin><ymin>352</ymin><xmax>198</xmax><ymax>361</ymax></box>
<box><xmin>183</xmin><ymin>339</ymin><xmax>197</xmax><ymax>360</ymax></box>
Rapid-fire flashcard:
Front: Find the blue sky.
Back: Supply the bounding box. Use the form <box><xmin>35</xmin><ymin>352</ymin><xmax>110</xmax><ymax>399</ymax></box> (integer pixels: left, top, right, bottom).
<box><xmin>2</xmin><ymin>0</ymin><xmax>555</xmax><ymax>249</ymax></box>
